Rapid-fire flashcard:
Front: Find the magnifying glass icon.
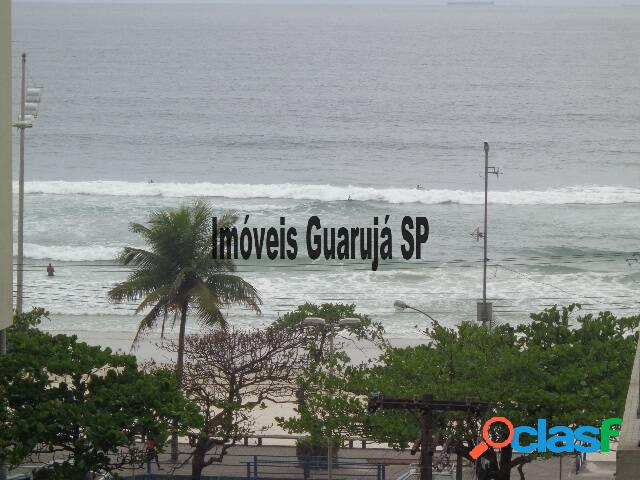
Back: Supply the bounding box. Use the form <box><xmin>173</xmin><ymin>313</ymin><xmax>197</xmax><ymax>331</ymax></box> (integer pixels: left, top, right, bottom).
<box><xmin>469</xmin><ymin>417</ymin><xmax>514</xmax><ymax>460</ymax></box>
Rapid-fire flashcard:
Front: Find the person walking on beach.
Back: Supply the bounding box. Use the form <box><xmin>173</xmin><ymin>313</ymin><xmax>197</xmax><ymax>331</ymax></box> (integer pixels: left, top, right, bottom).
<box><xmin>46</xmin><ymin>263</ymin><xmax>55</xmax><ymax>276</ymax></box>
<box><xmin>145</xmin><ymin>437</ymin><xmax>162</xmax><ymax>470</ymax></box>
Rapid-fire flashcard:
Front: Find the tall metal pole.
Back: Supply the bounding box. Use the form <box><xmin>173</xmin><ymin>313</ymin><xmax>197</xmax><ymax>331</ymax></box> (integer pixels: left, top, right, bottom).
<box><xmin>327</xmin><ymin>331</ymin><xmax>335</xmax><ymax>480</ymax></box>
<box><xmin>16</xmin><ymin>53</ymin><xmax>26</xmax><ymax>314</ymax></box>
<box><xmin>420</xmin><ymin>395</ymin><xmax>433</xmax><ymax>480</ymax></box>
<box><xmin>483</xmin><ymin>142</ymin><xmax>489</xmax><ymax>329</ymax></box>
<box><xmin>559</xmin><ymin>455</ymin><xmax>562</xmax><ymax>480</ymax></box>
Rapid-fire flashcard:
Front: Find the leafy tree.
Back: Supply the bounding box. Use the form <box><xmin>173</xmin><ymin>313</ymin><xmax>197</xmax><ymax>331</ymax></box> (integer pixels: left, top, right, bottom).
<box><xmin>107</xmin><ymin>201</ymin><xmax>261</xmax><ymax>457</ymax></box>
<box><xmin>281</xmin><ymin>305</ymin><xmax>639</xmax><ymax>480</ymax></box>
<box><xmin>153</xmin><ymin>326</ymin><xmax>305</xmax><ymax>480</ymax></box>
<box><xmin>0</xmin><ymin>308</ymin><xmax>201</xmax><ymax>480</ymax></box>
<box><xmin>273</xmin><ymin>303</ymin><xmax>386</xmax><ymax>446</ymax></box>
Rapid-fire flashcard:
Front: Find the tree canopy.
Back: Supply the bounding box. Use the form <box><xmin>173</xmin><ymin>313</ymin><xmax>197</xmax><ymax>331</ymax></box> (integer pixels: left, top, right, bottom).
<box><xmin>273</xmin><ymin>303</ymin><xmax>386</xmax><ymax>442</ymax></box>
<box><xmin>277</xmin><ymin>304</ymin><xmax>640</xmax><ymax>480</ymax></box>
<box><xmin>0</xmin><ymin>308</ymin><xmax>201</xmax><ymax>480</ymax></box>
<box><xmin>107</xmin><ymin>201</ymin><xmax>261</xmax><ymax>458</ymax></box>
<box><xmin>155</xmin><ymin>326</ymin><xmax>305</xmax><ymax>480</ymax></box>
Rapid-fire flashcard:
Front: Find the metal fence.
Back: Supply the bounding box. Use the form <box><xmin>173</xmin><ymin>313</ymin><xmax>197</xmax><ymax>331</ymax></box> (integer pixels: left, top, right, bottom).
<box><xmin>120</xmin><ymin>454</ymin><xmax>388</xmax><ymax>480</ymax></box>
<box><xmin>244</xmin><ymin>455</ymin><xmax>386</xmax><ymax>480</ymax></box>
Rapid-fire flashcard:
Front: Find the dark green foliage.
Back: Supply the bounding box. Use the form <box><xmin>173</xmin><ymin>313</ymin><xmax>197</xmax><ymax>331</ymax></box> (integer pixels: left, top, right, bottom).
<box><xmin>279</xmin><ymin>304</ymin><xmax>640</xmax><ymax>479</ymax></box>
<box><xmin>274</xmin><ymin>303</ymin><xmax>386</xmax><ymax>441</ymax></box>
<box><xmin>107</xmin><ymin>201</ymin><xmax>261</xmax><ymax>458</ymax></box>
<box><xmin>108</xmin><ymin>201</ymin><xmax>261</xmax><ymax>346</ymax></box>
<box><xmin>0</xmin><ymin>308</ymin><xmax>202</xmax><ymax>479</ymax></box>
<box><xmin>271</xmin><ymin>302</ymin><xmax>386</xmax><ymax>362</ymax></box>
<box><xmin>295</xmin><ymin>436</ymin><xmax>340</xmax><ymax>468</ymax></box>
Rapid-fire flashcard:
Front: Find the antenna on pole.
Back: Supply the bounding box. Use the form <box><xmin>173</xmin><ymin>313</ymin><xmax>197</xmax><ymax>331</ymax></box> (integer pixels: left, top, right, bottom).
<box><xmin>475</xmin><ymin>142</ymin><xmax>501</xmax><ymax>330</ymax></box>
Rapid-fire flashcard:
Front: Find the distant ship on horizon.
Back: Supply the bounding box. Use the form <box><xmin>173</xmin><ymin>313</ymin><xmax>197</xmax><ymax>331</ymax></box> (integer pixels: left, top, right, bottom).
<box><xmin>447</xmin><ymin>1</ymin><xmax>495</xmax><ymax>5</ymax></box>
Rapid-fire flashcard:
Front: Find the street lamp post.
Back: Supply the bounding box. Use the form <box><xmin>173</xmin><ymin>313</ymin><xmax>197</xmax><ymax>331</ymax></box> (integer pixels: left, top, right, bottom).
<box><xmin>482</xmin><ymin>142</ymin><xmax>489</xmax><ymax>324</ymax></box>
<box><xmin>477</xmin><ymin>142</ymin><xmax>499</xmax><ymax>330</ymax></box>
<box><xmin>393</xmin><ymin>303</ymin><xmax>468</xmax><ymax>478</ymax></box>
<box><xmin>12</xmin><ymin>53</ymin><xmax>43</xmax><ymax>314</ymax></box>
<box><xmin>393</xmin><ymin>300</ymin><xmax>437</xmax><ymax>323</ymax></box>
<box><xmin>302</xmin><ymin>316</ymin><xmax>361</xmax><ymax>480</ymax></box>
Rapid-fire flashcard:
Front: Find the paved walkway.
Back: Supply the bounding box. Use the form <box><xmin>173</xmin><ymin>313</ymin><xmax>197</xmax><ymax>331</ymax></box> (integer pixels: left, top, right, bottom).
<box><xmin>121</xmin><ymin>445</ymin><xmax>415</xmax><ymax>479</ymax></box>
<box><xmin>505</xmin><ymin>457</ymin><xmax>614</xmax><ymax>480</ymax></box>
<box><xmin>10</xmin><ymin>444</ymin><xmax>616</xmax><ymax>479</ymax></box>
<box><xmin>122</xmin><ymin>445</ymin><xmax>617</xmax><ymax>480</ymax></box>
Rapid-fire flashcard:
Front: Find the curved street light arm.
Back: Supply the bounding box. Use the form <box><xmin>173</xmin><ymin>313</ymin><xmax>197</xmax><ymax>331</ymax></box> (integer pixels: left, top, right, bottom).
<box><xmin>405</xmin><ymin>305</ymin><xmax>438</xmax><ymax>324</ymax></box>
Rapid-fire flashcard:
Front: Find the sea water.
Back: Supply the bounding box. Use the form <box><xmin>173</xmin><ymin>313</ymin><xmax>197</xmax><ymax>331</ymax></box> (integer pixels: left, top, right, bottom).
<box><xmin>9</xmin><ymin>4</ymin><xmax>640</xmax><ymax>337</ymax></box>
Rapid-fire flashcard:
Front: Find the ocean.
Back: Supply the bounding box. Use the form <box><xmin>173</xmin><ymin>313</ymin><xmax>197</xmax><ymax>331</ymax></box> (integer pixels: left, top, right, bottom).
<box><xmin>9</xmin><ymin>3</ymin><xmax>640</xmax><ymax>338</ymax></box>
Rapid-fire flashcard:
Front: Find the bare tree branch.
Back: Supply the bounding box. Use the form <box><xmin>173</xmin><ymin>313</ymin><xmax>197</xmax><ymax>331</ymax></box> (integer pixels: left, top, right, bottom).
<box><xmin>158</xmin><ymin>327</ymin><xmax>305</xmax><ymax>480</ymax></box>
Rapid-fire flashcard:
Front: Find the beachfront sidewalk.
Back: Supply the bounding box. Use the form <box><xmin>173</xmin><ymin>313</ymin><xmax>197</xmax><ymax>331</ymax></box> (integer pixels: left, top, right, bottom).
<box><xmin>119</xmin><ymin>445</ymin><xmax>415</xmax><ymax>479</ymax></box>
<box><xmin>110</xmin><ymin>445</ymin><xmax>619</xmax><ymax>480</ymax></box>
<box><xmin>9</xmin><ymin>444</ymin><xmax>616</xmax><ymax>480</ymax></box>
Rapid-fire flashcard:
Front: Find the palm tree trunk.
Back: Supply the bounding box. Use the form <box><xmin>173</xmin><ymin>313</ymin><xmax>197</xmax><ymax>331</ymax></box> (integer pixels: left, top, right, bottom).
<box><xmin>176</xmin><ymin>302</ymin><xmax>188</xmax><ymax>387</ymax></box>
<box><xmin>171</xmin><ymin>302</ymin><xmax>188</xmax><ymax>462</ymax></box>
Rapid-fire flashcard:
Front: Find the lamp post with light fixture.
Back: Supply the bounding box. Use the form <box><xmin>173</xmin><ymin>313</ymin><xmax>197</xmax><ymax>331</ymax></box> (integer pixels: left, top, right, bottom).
<box><xmin>12</xmin><ymin>52</ymin><xmax>43</xmax><ymax>314</ymax></box>
<box><xmin>302</xmin><ymin>316</ymin><xmax>361</xmax><ymax>480</ymax></box>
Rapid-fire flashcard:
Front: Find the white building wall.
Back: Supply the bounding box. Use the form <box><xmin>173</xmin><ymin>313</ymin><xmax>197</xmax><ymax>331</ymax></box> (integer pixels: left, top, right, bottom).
<box><xmin>617</xmin><ymin>337</ymin><xmax>640</xmax><ymax>478</ymax></box>
<box><xmin>0</xmin><ymin>1</ymin><xmax>12</xmax><ymax>330</ymax></box>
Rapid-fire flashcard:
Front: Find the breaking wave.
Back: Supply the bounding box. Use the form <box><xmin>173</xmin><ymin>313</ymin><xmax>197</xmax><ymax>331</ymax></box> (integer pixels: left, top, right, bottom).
<box><xmin>20</xmin><ymin>243</ymin><xmax>123</xmax><ymax>261</ymax></box>
<box><xmin>17</xmin><ymin>181</ymin><xmax>640</xmax><ymax>205</ymax></box>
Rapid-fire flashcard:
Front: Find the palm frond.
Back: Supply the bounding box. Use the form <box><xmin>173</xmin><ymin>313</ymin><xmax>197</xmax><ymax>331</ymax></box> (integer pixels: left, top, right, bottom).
<box><xmin>132</xmin><ymin>301</ymin><xmax>168</xmax><ymax>348</ymax></box>
<box><xmin>108</xmin><ymin>270</ymin><xmax>167</xmax><ymax>303</ymax></box>
<box><xmin>133</xmin><ymin>286</ymin><xmax>171</xmax><ymax>314</ymax></box>
<box><xmin>107</xmin><ymin>202</ymin><xmax>261</xmax><ymax>351</ymax></box>
<box><xmin>160</xmin><ymin>307</ymin><xmax>169</xmax><ymax>339</ymax></box>
<box><xmin>129</xmin><ymin>222</ymin><xmax>152</xmax><ymax>239</ymax></box>
<box><xmin>116</xmin><ymin>247</ymin><xmax>162</xmax><ymax>268</ymax></box>
<box><xmin>191</xmin><ymin>281</ymin><xmax>226</xmax><ymax>328</ymax></box>
<box><xmin>205</xmin><ymin>274</ymin><xmax>262</xmax><ymax>314</ymax></box>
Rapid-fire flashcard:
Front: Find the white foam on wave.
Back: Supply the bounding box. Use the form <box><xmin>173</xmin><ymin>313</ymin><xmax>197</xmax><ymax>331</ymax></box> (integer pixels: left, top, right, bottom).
<box><xmin>17</xmin><ymin>181</ymin><xmax>640</xmax><ymax>205</ymax></box>
<box><xmin>28</xmin><ymin>267</ymin><xmax>640</xmax><ymax>331</ymax></box>
<box><xmin>21</xmin><ymin>243</ymin><xmax>122</xmax><ymax>261</ymax></box>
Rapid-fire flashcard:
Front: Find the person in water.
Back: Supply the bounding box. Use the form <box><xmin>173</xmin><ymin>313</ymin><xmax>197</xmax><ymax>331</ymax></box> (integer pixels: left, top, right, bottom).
<box><xmin>46</xmin><ymin>263</ymin><xmax>55</xmax><ymax>276</ymax></box>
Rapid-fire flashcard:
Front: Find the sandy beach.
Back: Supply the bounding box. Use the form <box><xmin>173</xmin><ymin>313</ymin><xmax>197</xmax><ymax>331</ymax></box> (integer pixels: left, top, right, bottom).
<box><xmin>61</xmin><ymin>327</ymin><xmax>426</xmax><ymax>363</ymax></box>
<box><xmin>46</xmin><ymin>322</ymin><xmax>428</xmax><ymax>438</ymax></box>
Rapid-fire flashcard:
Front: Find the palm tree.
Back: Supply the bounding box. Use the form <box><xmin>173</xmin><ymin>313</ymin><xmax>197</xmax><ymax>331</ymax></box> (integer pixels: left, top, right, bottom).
<box><xmin>108</xmin><ymin>200</ymin><xmax>261</xmax><ymax>459</ymax></box>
